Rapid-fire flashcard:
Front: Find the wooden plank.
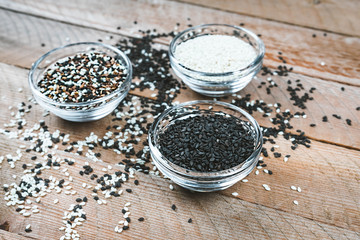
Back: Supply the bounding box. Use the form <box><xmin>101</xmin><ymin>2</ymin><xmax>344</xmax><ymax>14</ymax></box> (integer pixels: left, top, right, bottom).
<box><xmin>0</xmin><ymin>143</ymin><xmax>359</xmax><ymax>239</ymax></box>
<box><xmin>0</xmin><ymin>0</ymin><xmax>360</xmax><ymax>86</ymax></box>
<box><xmin>0</xmin><ymin>10</ymin><xmax>359</xmax><ymax>149</ymax></box>
<box><xmin>1</xmin><ymin>140</ymin><xmax>359</xmax><ymax>240</ymax></box>
<box><xmin>0</xmin><ymin>230</ymin><xmax>30</xmax><ymax>240</ymax></box>
<box><xmin>0</xmin><ymin>62</ymin><xmax>359</xmax><ymax>236</ymax></box>
<box><xmin>174</xmin><ymin>0</ymin><xmax>360</xmax><ymax>37</ymax></box>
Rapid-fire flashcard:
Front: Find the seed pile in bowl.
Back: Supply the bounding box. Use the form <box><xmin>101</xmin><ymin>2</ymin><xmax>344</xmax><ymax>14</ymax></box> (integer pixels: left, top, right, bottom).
<box><xmin>174</xmin><ymin>35</ymin><xmax>257</xmax><ymax>74</ymax></box>
<box><xmin>38</xmin><ymin>52</ymin><xmax>128</xmax><ymax>103</ymax></box>
<box><xmin>158</xmin><ymin>112</ymin><xmax>256</xmax><ymax>172</ymax></box>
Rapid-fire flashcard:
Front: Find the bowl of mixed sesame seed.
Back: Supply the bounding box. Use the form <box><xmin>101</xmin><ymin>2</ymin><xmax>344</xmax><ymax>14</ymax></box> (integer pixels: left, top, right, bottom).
<box><xmin>148</xmin><ymin>100</ymin><xmax>263</xmax><ymax>192</ymax></box>
<box><xmin>29</xmin><ymin>42</ymin><xmax>132</xmax><ymax>122</ymax></box>
<box><xmin>169</xmin><ymin>24</ymin><xmax>265</xmax><ymax>97</ymax></box>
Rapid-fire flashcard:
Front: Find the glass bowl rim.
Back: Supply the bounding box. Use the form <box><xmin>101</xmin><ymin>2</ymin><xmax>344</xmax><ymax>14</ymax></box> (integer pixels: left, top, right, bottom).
<box><xmin>28</xmin><ymin>42</ymin><xmax>133</xmax><ymax>108</ymax></box>
<box><xmin>169</xmin><ymin>23</ymin><xmax>265</xmax><ymax>79</ymax></box>
<box><xmin>148</xmin><ymin>100</ymin><xmax>263</xmax><ymax>178</ymax></box>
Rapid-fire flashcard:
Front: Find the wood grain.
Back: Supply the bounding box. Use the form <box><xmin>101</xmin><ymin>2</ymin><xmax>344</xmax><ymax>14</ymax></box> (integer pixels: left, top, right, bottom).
<box><xmin>0</xmin><ymin>1</ymin><xmax>360</xmax><ymax>239</ymax></box>
<box><xmin>0</xmin><ymin>62</ymin><xmax>359</xmax><ymax>238</ymax></box>
<box><xmin>0</xmin><ymin>230</ymin><xmax>29</xmax><ymax>240</ymax></box>
<box><xmin>1</xmin><ymin>141</ymin><xmax>359</xmax><ymax>239</ymax></box>
<box><xmin>0</xmin><ymin>0</ymin><xmax>360</xmax><ymax>86</ymax></box>
<box><xmin>174</xmin><ymin>0</ymin><xmax>360</xmax><ymax>37</ymax></box>
<box><xmin>0</xmin><ymin>10</ymin><xmax>359</xmax><ymax>149</ymax></box>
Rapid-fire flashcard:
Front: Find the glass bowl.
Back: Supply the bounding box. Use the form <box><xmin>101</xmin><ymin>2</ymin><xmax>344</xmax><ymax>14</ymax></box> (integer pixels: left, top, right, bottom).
<box><xmin>169</xmin><ymin>24</ymin><xmax>265</xmax><ymax>97</ymax></box>
<box><xmin>148</xmin><ymin>100</ymin><xmax>263</xmax><ymax>192</ymax></box>
<box><xmin>28</xmin><ymin>42</ymin><xmax>132</xmax><ymax>122</ymax></box>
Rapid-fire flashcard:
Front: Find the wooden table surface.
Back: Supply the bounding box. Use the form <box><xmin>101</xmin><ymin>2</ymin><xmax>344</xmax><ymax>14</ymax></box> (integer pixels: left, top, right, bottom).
<box><xmin>0</xmin><ymin>0</ymin><xmax>359</xmax><ymax>239</ymax></box>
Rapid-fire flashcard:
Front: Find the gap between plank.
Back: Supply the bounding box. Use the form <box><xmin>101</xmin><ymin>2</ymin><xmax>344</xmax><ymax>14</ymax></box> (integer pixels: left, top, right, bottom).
<box><xmin>1</xmin><ymin>6</ymin><xmax>359</xmax><ymax>88</ymax></box>
<box><xmin>171</xmin><ymin>0</ymin><xmax>359</xmax><ymax>38</ymax></box>
<box><xmin>224</xmin><ymin>192</ymin><xmax>360</xmax><ymax>236</ymax></box>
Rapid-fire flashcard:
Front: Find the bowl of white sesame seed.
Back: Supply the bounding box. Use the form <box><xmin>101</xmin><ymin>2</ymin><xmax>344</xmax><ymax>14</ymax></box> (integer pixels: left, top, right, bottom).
<box><xmin>169</xmin><ymin>24</ymin><xmax>265</xmax><ymax>97</ymax></box>
<box><xmin>29</xmin><ymin>42</ymin><xmax>132</xmax><ymax>122</ymax></box>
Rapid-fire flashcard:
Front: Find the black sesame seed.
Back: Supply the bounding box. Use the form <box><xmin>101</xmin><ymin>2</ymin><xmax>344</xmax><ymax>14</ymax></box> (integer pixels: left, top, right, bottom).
<box><xmin>138</xmin><ymin>217</ymin><xmax>145</xmax><ymax>222</ymax></box>
<box><xmin>25</xmin><ymin>228</ymin><xmax>32</xmax><ymax>233</ymax></box>
<box><xmin>332</xmin><ymin>114</ymin><xmax>341</xmax><ymax>119</ymax></box>
<box><xmin>134</xmin><ymin>180</ymin><xmax>139</xmax><ymax>185</ymax></box>
<box><xmin>76</xmin><ymin>198</ymin><xmax>82</xmax><ymax>203</ymax></box>
<box><xmin>188</xmin><ymin>218</ymin><xmax>192</xmax><ymax>223</ymax></box>
<box><xmin>158</xmin><ymin>113</ymin><xmax>255</xmax><ymax>172</ymax></box>
<box><xmin>126</xmin><ymin>189</ymin><xmax>132</xmax><ymax>193</ymax></box>
<box><xmin>123</xmin><ymin>226</ymin><xmax>129</xmax><ymax>230</ymax></box>
<box><xmin>346</xmin><ymin>119</ymin><xmax>352</xmax><ymax>126</ymax></box>
<box><xmin>171</xmin><ymin>204</ymin><xmax>176</xmax><ymax>211</ymax></box>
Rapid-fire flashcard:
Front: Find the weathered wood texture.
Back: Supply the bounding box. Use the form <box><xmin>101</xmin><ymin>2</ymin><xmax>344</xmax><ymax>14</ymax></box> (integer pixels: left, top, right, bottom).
<box><xmin>0</xmin><ymin>60</ymin><xmax>359</xmax><ymax>239</ymax></box>
<box><xmin>0</xmin><ymin>10</ymin><xmax>359</xmax><ymax>149</ymax></box>
<box><xmin>0</xmin><ymin>0</ymin><xmax>360</xmax><ymax>86</ymax></box>
<box><xmin>0</xmin><ymin>0</ymin><xmax>359</xmax><ymax>239</ymax></box>
<box><xmin>0</xmin><ymin>230</ymin><xmax>29</xmax><ymax>240</ymax></box>
<box><xmin>175</xmin><ymin>0</ymin><xmax>360</xmax><ymax>37</ymax></box>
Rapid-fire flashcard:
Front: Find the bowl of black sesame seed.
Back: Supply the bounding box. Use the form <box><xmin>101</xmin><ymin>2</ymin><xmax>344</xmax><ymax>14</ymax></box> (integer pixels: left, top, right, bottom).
<box><xmin>29</xmin><ymin>42</ymin><xmax>132</xmax><ymax>122</ymax></box>
<box><xmin>148</xmin><ymin>100</ymin><xmax>263</xmax><ymax>192</ymax></box>
<box><xmin>169</xmin><ymin>24</ymin><xmax>265</xmax><ymax>97</ymax></box>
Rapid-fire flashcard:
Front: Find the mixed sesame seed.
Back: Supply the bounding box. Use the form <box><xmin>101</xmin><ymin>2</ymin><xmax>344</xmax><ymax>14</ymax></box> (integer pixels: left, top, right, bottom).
<box><xmin>38</xmin><ymin>52</ymin><xmax>128</xmax><ymax>103</ymax></box>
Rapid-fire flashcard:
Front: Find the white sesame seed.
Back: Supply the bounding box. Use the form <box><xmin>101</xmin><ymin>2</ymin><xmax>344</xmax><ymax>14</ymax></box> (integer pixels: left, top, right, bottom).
<box><xmin>32</xmin><ymin>209</ymin><xmax>40</xmax><ymax>213</ymax></box>
<box><xmin>26</xmin><ymin>224</ymin><xmax>31</xmax><ymax>229</ymax></box>
<box><xmin>169</xmin><ymin>184</ymin><xmax>174</xmax><ymax>190</ymax></box>
<box><xmin>255</xmin><ymin>170</ymin><xmax>259</xmax><ymax>175</ymax></box>
<box><xmin>241</xmin><ymin>179</ymin><xmax>248</xmax><ymax>183</ymax></box>
<box><xmin>297</xmin><ymin>187</ymin><xmax>302</xmax><ymax>192</ymax></box>
<box><xmin>320</xmin><ymin>61</ymin><xmax>325</xmax><ymax>66</ymax></box>
<box><xmin>291</xmin><ymin>186</ymin><xmax>297</xmax><ymax>191</ymax></box>
<box><xmin>54</xmin><ymin>199</ymin><xmax>59</xmax><ymax>204</ymax></box>
<box><xmin>293</xmin><ymin>200</ymin><xmax>299</xmax><ymax>205</ymax></box>
<box><xmin>262</xmin><ymin>184</ymin><xmax>271</xmax><ymax>191</ymax></box>
<box><xmin>232</xmin><ymin>192</ymin><xmax>239</xmax><ymax>197</ymax></box>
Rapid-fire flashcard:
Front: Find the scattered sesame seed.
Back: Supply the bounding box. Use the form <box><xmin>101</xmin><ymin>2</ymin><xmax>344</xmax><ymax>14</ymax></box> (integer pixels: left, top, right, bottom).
<box><xmin>293</xmin><ymin>200</ymin><xmax>299</xmax><ymax>205</ymax></box>
<box><xmin>232</xmin><ymin>192</ymin><xmax>239</xmax><ymax>197</ymax></box>
<box><xmin>262</xmin><ymin>184</ymin><xmax>271</xmax><ymax>191</ymax></box>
